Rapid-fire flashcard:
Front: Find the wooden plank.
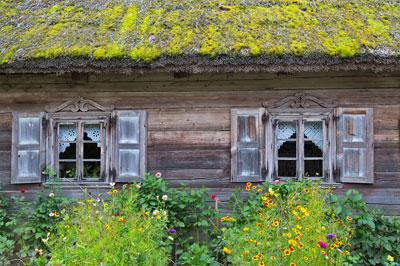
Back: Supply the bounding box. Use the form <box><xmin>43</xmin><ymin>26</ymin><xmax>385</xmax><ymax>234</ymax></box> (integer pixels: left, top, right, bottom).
<box><xmin>148</xmin><ymin>131</ymin><xmax>229</xmax><ymax>149</ymax></box>
<box><xmin>148</xmin><ymin>149</ymin><xmax>230</xmax><ymax>169</ymax></box>
<box><xmin>148</xmin><ymin>108</ymin><xmax>230</xmax><ymax>131</ymax></box>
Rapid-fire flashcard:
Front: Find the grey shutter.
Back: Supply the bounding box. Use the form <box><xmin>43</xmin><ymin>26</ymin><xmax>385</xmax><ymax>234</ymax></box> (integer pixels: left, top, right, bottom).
<box><xmin>114</xmin><ymin>110</ymin><xmax>147</xmax><ymax>182</ymax></box>
<box><xmin>231</xmin><ymin>108</ymin><xmax>264</xmax><ymax>182</ymax></box>
<box><xmin>11</xmin><ymin>112</ymin><xmax>45</xmax><ymax>184</ymax></box>
<box><xmin>336</xmin><ymin>108</ymin><xmax>374</xmax><ymax>183</ymax></box>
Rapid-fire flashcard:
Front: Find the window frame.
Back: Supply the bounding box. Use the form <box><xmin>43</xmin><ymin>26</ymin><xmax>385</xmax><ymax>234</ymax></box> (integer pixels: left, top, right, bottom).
<box><xmin>269</xmin><ymin>112</ymin><xmax>333</xmax><ymax>182</ymax></box>
<box><xmin>46</xmin><ymin>111</ymin><xmax>112</xmax><ymax>183</ymax></box>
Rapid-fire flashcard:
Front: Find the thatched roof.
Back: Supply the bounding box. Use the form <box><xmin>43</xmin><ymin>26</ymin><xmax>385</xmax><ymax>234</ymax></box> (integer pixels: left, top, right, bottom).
<box><xmin>1</xmin><ymin>0</ymin><xmax>400</xmax><ymax>74</ymax></box>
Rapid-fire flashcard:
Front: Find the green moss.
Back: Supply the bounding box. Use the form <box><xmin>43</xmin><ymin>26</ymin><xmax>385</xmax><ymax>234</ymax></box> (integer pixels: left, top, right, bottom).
<box><xmin>0</xmin><ymin>0</ymin><xmax>399</xmax><ymax>63</ymax></box>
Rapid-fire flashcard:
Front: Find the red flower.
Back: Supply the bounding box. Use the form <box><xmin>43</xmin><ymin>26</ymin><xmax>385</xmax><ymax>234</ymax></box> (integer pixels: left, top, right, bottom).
<box><xmin>20</xmin><ymin>189</ymin><xmax>25</xmax><ymax>193</ymax></box>
<box><xmin>155</xmin><ymin>172</ymin><xmax>162</xmax><ymax>178</ymax></box>
<box><xmin>0</xmin><ymin>205</ymin><xmax>2</xmax><ymax>209</ymax></box>
<box><xmin>211</xmin><ymin>194</ymin><xmax>216</xmax><ymax>200</ymax></box>
<box><xmin>38</xmin><ymin>184</ymin><xmax>42</xmax><ymax>187</ymax></box>
<box><xmin>114</xmin><ymin>213</ymin><xmax>120</xmax><ymax>217</ymax></box>
<box><xmin>275</xmin><ymin>180</ymin><xmax>280</xmax><ymax>184</ymax></box>
<box><xmin>62</xmin><ymin>206</ymin><xmax>66</xmax><ymax>209</ymax></box>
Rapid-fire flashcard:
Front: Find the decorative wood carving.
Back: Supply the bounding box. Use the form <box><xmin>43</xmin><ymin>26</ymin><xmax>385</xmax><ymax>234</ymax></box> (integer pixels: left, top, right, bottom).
<box><xmin>263</xmin><ymin>92</ymin><xmax>338</xmax><ymax>109</ymax></box>
<box><xmin>45</xmin><ymin>96</ymin><xmax>115</xmax><ymax>113</ymax></box>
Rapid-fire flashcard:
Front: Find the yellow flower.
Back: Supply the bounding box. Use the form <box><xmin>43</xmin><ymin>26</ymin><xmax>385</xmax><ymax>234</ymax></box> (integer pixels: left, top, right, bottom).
<box><xmin>87</xmin><ymin>200</ymin><xmax>93</xmax><ymax>203</ymax></box>
<box><xmin>221</xmin><ymin>228</ymin><xmax>226</xmax><ymax>232</ymax></box>
<box><xmin>65</xmin><ymin>225</ymin><xmax>69</xmax><ymax>229</ymax></box>
<box><xmin>54</xmin><ymin>212</ymin><xmax>60</xmax><ymax>217</ymax></box>
<box><xmin>388</xmin><ymin>255</ymin><xmax>394</xmax><ymax>262</ymax></box>
<box><xmin>347</xmin><ymin>216</ymin><xmax>353</xmax><ymax>221</ymax></box>
<box><xmin>107</xmin><ymin>191</ymin><xmax>112</xmax><ymax>195</ymax></box>
<box><xmin>271</xmin><ymin>256</ymin><xmax>276</xmax><ymax>260</ymax></box>
<box><xmin>223</xmin><ymin>247</ymin><xmax>231</xmax><ymax>255</ymax></box>
<box><xmin>243</xmin><ymin>227</ymin><xmax>249</xmax><ymax>231</ymax></box>
<box><xmin>304</xmin><ymin>257</ymin><xmax>308</xmax><ymax>260</ymax></box>
<box><xmin>113</xmin><ymin>190</ymin><xmax>118</xmax><ymax>194</ymax></box>
<box><xmin>105</xmin><ymin>224</ymin><xmax>110</xmax><ymax>229</ymax></box>
<box><xmin>118</xmin><ymin>217</ymin><xmax>124</xmax><ymax>222</ymax></box>
<box><xmin>246</xmin><ymin>182</ymin><xmax>252</xmax><ymax>187</ymax></box>
<box><xmin>104</xmin><ymin>203</ymin><xmax>108</xmax><ymax>207</ymax></box>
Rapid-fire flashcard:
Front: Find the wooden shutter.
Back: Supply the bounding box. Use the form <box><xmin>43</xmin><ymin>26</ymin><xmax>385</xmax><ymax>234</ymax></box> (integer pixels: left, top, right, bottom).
<box><xmin>231</xmin><ymin>108</ymin><xmax>264</xmax><ymax>182</ymax></box>
<box><xmin>336</xmin><ymin>108</ymin><xmax>374</xmax><ymax>183</ymax></box>
<box><xmin>114</xmin><ymin>110</ymin><xmax>147</xmax><ymax>182</ymax></box>
<box><xmin>11</xmin><ymin>112</ymin><xmax>45</xmax><ymax>184</ymax></box>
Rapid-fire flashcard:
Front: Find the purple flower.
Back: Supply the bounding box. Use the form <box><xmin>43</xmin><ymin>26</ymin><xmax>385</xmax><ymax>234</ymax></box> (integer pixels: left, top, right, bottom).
<box><xmin>169</xmin><ymin>229</ymin><xmax>176</xmax><ymax>233</ymax></box>
<box><xmin>326</xmin><ymin>234</ymin><xmax>337</xmax><ymax>239</ymax></box>
<box><xmin>317</xmin><ymin>241</ymin><xmax>327</xmax><ymax>249</ymax></box>
<box><xmin>337</xmin><ymin>248</ymin><xmax>343</xmax><ymax>253</ymax></box>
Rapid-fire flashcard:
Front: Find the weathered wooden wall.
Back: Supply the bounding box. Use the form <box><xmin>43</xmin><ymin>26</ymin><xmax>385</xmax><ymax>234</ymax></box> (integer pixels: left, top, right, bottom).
<box><xmin>0</xmin><ymin>71</ymin><xmax>399</xmax><ymax>214</ymax></box>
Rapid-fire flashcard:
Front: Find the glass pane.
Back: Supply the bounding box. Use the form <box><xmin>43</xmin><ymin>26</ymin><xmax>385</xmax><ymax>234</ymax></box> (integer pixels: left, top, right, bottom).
<box><xmin>278</xmin><ymin>140</ymin><xmax>296</xmax><ymax>158</ymax></box>
<box><xmin>83</xmin><ymin>162</ymin><xmax>101</xmax><ymax>178</ymax></box>
<box><xmin>59</xmin><ymin>162</ymin><xmax>76</xmax><ymax>178</ymax></box>
<box><xmin>84</xmin><ymin>143</ymin><xmax>101</xmax><ymax>159</ymax></box>
<box><xmin>304</xmin><ymin>121</ymin><xmax>323</xmax><ymax>140</ymax></box>
<box><xmin>84</xmin><ymin>124</ymin><xmax>101</xmax><ymax>141</ymax></box>
<box><xmin>304</xmin><ymin>141</ymin><xmax>323</xmax><ymax>157</ymax></box>
<box><xmin>237</xmin><ymin>115</ymin><xmax>257</xmax><ymax>143</ymax></box>
<box><xmin>17</xmin><ymin>150</ymin><xmax>40</xmax><ymax>178</ymax></box>
<box><xmin>237</xmin><ymin>148</ymin><xmax>259</xmax><ymax>176</ymax></box>
<box><xmin>304</xmin><ymin>160</ymin><xmax>323</xmax><ymax>177</ymax></box>
<box><xmin>59</xmin><ymin>143</ymin><xmax>76</xmax><ymax>159</ymax></box>
<box><xmin>59</xmin><ymin>124</ymin><xmax>77</xmax><ymax>141</ymax></box>
<box><xmin>278</xmin><ymin>160</ymin><xmax>296</xmax><ymax>177</ymax></box>
<box><xmin>278</xmin><ymin>121</ymin><xmax>296</xmax><ymax>140</ymax></box>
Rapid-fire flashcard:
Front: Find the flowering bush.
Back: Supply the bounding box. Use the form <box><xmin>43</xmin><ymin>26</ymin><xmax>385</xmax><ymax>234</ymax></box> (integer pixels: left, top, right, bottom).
<box><xmin>221</xmin><ymin>181</ymin><xmax>353</xmax><ymax>265</ymax></box>
<box><xmin>47</xmin><ymin>183</ymin><xmax>170</xmax><ymax>265</ymax></box>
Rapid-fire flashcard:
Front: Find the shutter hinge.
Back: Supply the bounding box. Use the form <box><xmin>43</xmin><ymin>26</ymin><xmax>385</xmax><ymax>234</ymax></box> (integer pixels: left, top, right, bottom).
<box><xmin>262</xmin><ymin>113</ymin><xmax>269</xmax><ymax>124</ymax></box>
<box><xmin>333</xmin><ymin>115</ymin><xmax>340</xmax><ymax>121</ymax></box>
<box><xmin>262</xmin><ymin>166</ymin><xmax>268</xmax><ymax>178</ymax></box>
<box><xmin>42</xmin><ymin>117</ymin><xmax>49</xmax><ymax>128</ymax></box>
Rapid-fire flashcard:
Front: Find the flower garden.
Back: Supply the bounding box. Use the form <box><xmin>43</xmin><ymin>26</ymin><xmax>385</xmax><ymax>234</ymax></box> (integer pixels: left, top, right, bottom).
<box><xmin>0</xmin><ymin>173</ymin><xmax>399</xmax><ymax>266</ymax></box>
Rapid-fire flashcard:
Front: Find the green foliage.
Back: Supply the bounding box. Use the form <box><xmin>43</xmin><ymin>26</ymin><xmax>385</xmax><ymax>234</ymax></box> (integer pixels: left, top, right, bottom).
<box><xmin>329</xmin><ymin>189</ymin><xmax>400</xmax><ymax>266</ymax></box>
<box><xmin>47</xmin><ymin>184</ymin><xmax>170</xmax><ymax>265</ymax></box>
<box><xmin>222</xmin><ymin>181</ymin><xmax>352</xmax><ymax>265</ymax></box>
<box><xmin>176</xmin><ymin>243</ymin><xmax>220</xmax><ymax>266</ymax></box>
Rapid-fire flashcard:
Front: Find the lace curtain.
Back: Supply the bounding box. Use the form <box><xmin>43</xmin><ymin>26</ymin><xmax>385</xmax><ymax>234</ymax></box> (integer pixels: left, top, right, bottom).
<box><xmin>59</xmin><ymin>124</ymin><xmax>101</xmax><ymax>153</ymax></box>
<box><xmin>278</xmin><ymin>122</ymin><xmax>323</xmax><ymax>150</ymax></box>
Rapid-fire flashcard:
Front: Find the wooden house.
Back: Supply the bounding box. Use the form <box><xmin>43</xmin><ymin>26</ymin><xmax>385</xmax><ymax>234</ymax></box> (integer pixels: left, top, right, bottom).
<box><xmin>0</xmin><ymin>1</ymin><xmax>399</xmax><ymax>214</ymax></box>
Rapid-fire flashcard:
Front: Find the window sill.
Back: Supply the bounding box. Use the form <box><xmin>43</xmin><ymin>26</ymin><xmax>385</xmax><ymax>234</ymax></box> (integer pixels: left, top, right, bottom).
<box><xmin>43</xmin><ymin>181</ymin><xmax>114</xmax><ymax>189</ymax></box>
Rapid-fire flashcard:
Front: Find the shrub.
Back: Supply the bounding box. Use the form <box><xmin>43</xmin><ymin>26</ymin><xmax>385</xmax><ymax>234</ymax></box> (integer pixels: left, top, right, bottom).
<box><xmin>221</xmin><ymin>181</ymin><xmax>352</xmax><ymax>265</ymax></box>
<box><xmin>47</xmin><ymin>183</ymin><xmax>170</xmax><ymax>266</ymax></box>
<box><xmin>329</xmin><ymin>189</ymin><xmax>400</xmax><ymax>266</ymax></box>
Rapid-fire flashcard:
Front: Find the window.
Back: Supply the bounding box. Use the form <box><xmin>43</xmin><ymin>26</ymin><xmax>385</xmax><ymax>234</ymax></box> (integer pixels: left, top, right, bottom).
<box><xmin>11</xmin><ymin>97</ymin><xmax>147</xmax><ymax>184</ymax></box>
<box><xmin>231</xmin><ymin>93</ymin><xmax>374</xmax><ymax>184</ymax></box>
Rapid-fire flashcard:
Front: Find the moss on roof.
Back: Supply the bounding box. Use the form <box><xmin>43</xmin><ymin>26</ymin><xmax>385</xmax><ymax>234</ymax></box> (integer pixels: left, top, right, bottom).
<box><xmin>0</xmin><ymin>0</ymin><xmax>399</xmax><ymax>72</ymax></box>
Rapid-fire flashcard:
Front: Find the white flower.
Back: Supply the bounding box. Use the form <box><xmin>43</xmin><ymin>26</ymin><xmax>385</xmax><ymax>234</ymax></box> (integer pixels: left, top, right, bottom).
<box><xmin>155</xmin><ymin>172</ymin><xmax>162</xmax><ymax>178</ymax></box>
<box><xmin>168</xmin><ymin>236</ymin><xmax>174</xmax><ymax>241</ymax></box>
<box><xmin>49</xmin><ymin>212</ymin><xmax>54</xmax><ymax>217</ymax></box>
<box><xmin>63</xmin><ymin>237</ymin><xmax>67</xmax><ymax>241</ymax></box>
<box><xmin>109</xmin><ymin>182</ymin><xmax>116</xmax><ymax>187</ymax></box>
<box><xmin>152</xmin><ymin>210</ymin><xmax>159</xmax><ymax>216</ymax></box>
<box><xmin>268</xmin><ymin>188</ymin><xmax>274</xmax><ymax>194</ymax></box>
<box><xmin>162</xmin><ymin>195</ymin><xmax>168</xmax><ymax>201</ymax></box>
<box><xmin>136</xmin><ymin>184</ymin><xmax>141</xmax><ymax>189</ymax></box>
<box><xmin>48</xmin><ymin>193</ymin><xmax>55</xmax><ymax>197</ymax></box>
<box><xmin>163</xmin><ymin>211</ymin><xmax>167</xmax><ymax>216</ymax></box>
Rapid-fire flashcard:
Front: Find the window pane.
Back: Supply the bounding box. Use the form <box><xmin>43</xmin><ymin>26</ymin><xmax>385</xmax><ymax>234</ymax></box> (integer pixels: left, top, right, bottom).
<box><xmin>59</xmin><ymin>124</ymin><xmax>77</xmax><ymax>141</ymax></box>
<box><xmin>84</xmin><ymin>124</ymin><xmax>101</xmax><ymax>141</ymax></box>
<box><xmin>304</xmin><ymin>141</ymin><xmax>323</xmax><ymax>157</ymax></box>
<box><xmin>278</xmin><ymin>121</ymin><xmax>296</xmax><ymax>140</ymax></box>
<box><xmin>119</xmin><ymin>149</ymin><xmax>140</xmax><ymax>177</ymax></box>
<box><xmin>305</xmin><ymin>160</ymin><xmax>323</xmax><ymax>178</ymax></box>
<box><xmin>278</xmin><ymin>140</ymin><xmax>296</xmax><ymax>158</ymax></box>
<box><xmin>237</xmin><ymin>115</ymin><xmax>257</xmax><ymax>143</ymax></box>
<box><xmin>59</xmin><ymin>143</ymin><xmax>76</xmax><ymax>159</ymax></box>
<box><xmin>17</xmin><ymin>150</ymin><xmax>40</xmax><ymax>178</ymax></box>
<box><xmin>84</xmin><ymin>143</ymin><xmax>101</xmax><ymax>159</ymax></box>
<box><xmin>119</xmin><ymin>116</ymin><xmax>139</xmax><ymax>144</ymax></box>
<box><xmin>18</xmin><ymin>117</ymin><xmax>40</xmax><ymax>145</ymax></box>
<box><xmin>278</xmin><ymin>160</ymin><xmax>296</xmax><ymax>177</ymax></box>
<box><xmin>59</xmin><ymin>162</ymin><xmax>76</xmax><ymax>178</ymax></box>
<box><xmin>83</xmin><ymin>162</ymin><xmax>101</xmax><ymax>178</ymax></box>
<box><xmin>238</xmin><ymin>148</ymin><xmax>259</xmax><ymax>177</ymax></box>
<box><xmin>304</xmin><ymin>121</ymin><xmax>323</xmax><ymax>140</ymax></box>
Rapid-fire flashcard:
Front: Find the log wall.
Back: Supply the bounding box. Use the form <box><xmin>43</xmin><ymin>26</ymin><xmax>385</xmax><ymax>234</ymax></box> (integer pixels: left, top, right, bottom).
<box><xmin>0</xmin><ymin>71</ymin><xmax>399</xmax><ymax>214</ymax></box>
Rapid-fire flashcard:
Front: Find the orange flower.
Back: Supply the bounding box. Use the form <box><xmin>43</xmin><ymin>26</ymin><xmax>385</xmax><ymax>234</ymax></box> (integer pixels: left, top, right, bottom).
<box><xmin>246</xmin><ymin>186</ymin><xmax>251</xmax><ymax>191</ymax></box>
<box><xmin>258</xmin><ymin>254</ymin><xmax>264</xmax><ymax>258</ymax></box>
<box><xmin>223</xmin><ymin>247</ymin><xmax>231</xmax><ymax>255</ymax></box>
<box><xmin>252</xmin><ymin>256</ymin><xmax>258</xmax><ymax>260</ymax></box>
<box><xmin>246</xmin><ymin>182</ymin><xmax>252</xmax><ymax>187</ymax></box>
<box><xmin>118</xmin><ymin>217</ymin><xmax>124</xmax><ymax>222</ymax></box>
<box><xmin>284</xmin><ymin>250</ymin><xmax>290</xmax><ymax>255</ymax></box>
<box><xmin>271</xmin><ymin>256</ymin><xmax>276</xmax><ymax>260</ymax></box>
<box><xmin>259</xmin><ymin>263</ymin><xmax>265</xmax><ymax>266</ymax></box>
<box><xmin>290</xmin><ymin>264</ymin><xmax>296</xmax><ymax>266</ymax></box>
<box><xmin>54</xmin><ymin>212</ymin><xmax>60</xmax><ymax>217</ymax></box>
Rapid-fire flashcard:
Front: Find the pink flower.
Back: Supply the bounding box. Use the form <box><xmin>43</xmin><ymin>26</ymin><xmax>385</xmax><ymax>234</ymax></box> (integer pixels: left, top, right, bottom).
<box><xmin>274</xmin><ymin>180</ymin><xmax>280</xmax><ymax>184</ymax></box>
<box><xmin>317</xmin><ymin>241</ymin><xmax>327</xmax><ymax>249</ymax></box>
<box><xmin>155</xmin><ymin>172</ymin><xmax>162</xmax><ymax>178</ymax></box>
<box><xmin>211</xmin><ymin>194</ymin><xmax>216</xmax><ymax>200</ymax></box>
<box><xmin>20</xmin><ymin>189</ymin><xmax>25</xmax><ymax>193</ymax></box>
